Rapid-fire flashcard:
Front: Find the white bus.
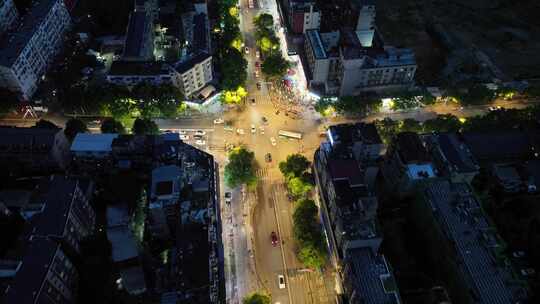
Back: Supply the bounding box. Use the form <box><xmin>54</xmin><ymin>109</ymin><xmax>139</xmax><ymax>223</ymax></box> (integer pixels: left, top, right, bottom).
<box><xmin>278</xmin><ymin>130</ymin><xmax>302</xmax><ymax>140</ymax></box>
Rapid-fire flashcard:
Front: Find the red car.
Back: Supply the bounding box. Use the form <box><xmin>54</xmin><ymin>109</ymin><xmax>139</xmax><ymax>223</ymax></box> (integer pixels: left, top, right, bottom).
<box><xmin>255</xmin><ymin>61</ymin><xmax>260</xmax><ymax>68</ymax></box>
<box><xmin>271</xmin><ymin>232</ymin><xmax>278</xmax><ymax>246</ymax></box>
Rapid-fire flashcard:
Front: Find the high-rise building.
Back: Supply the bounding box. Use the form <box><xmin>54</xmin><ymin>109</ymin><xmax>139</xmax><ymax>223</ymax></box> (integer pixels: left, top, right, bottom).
<box><xmin>0</xmin><ymin>0</ymin><xmax>18</xmax><ymax>34</ymax></box>
<box><xmin>0</xmin><ymin>0</ymin><xmax>71</xmax><ymax>100</ymax></box>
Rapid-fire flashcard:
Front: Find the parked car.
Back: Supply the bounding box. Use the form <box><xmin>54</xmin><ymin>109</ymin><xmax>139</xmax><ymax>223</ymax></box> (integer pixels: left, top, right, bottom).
<box><xmin>512</xmin><ymin>251</ymin><xmax>526</xmax><ymax>258</ymax></box>
<box><xmin>278</xmin><ymin>275</ymin><xmax>286</xmax><ymax>289</ymax></box>
<box><xmin>261</xmin><ymin>116</ymin><xmax>268</xmax><ymax>125</ymax></box>
<box><xmin>224</xmin><ymin>125</ymin><xmax>234</xmax><ymax>132</ymax></box>
<box><xmin>178</xmin><ymin>130</ymin><xmax>187</xmax><ymax>135</ymax></box>
<box><xmin>521</xmin><ymin>268</ymin><xmax>536</xmax><ymax>277</ymax></box>
<box><xmin>237</xmin><ymin>128</ymin><xmax>245</xmax><ymax>135</ymax></box>
<box><xmin>270</xmin><ymin>137</ymin><xmax>276</xmax><ymax>146</ymax></box>
<box><xmin>225</xmin><ymin>192</ymin><xmax>232</xmax><ymax>204</ymax></box>
<box><xmin>179</xmin><ymin>135</ymin><xmax>189</xmax><ymax>140</ymax></box>
<box><xmin>270</xmin><ymin>231</ymin><xmax>278</xmax><ymax>246</ymax></box>
<box><xmin>255</xmin><ymin>61</ymin><xmax>260</xmax><ymax>68</ymax></box>
<box><xmin>265</xmin><ymin>153</ymin><xmax>272</xmax><ymax>162</ymax></box>
<box><xmin>213</xmin><ymin>118</ymin><xmax>224</xmax><ymax>124</ymax></box>
<box><xmin>195</xmin><ymin>130</ymin><xmax>206</xmax><ymax>136</ymax></box>
<box><xmin>251</xmin><ymin>98</ymin><xmax>256</xmax><ymax>106</ymax></box>
<box><xmin>251</xmin><ymin>124</ymin><xmax>256</xmax><ymax>134</ymax></box>
<box><xmin>195</xmin><ymin>139</ymin><xmax>206</xmax><ymax>146</ymax></box>
<box><xmin>193</xmin><ymin>135</ymin><xmax>204</xmax><ymax>140</ymax></box>
<box><xmin>256</xmin><ymin>82</ymin><xmax>261</xmax><ymax>90</ymax></box>
<box><xmin>256</xmin><ymin>50</ymin><xmax>260</xmax><ymax>58</ymax></box>
<box><xmin>245</xmin><ymin>47</ymin><xmax>249</xmax><ymax>54</ymax></box>
<box><xmin>259</xmin><ymin>126</ymin><xmax>265</xmax><ymax>134</ymax></box>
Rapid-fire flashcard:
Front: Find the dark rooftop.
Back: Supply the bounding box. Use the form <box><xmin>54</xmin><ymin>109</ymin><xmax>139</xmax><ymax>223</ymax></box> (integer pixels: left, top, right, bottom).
<box><xmin>174</xmin><ymin>52</ymin><xmax>211</xmax><ymax>74</ymax></box>
<box><xmin>328</xmin><ymin>159</ymin><xmax>363</xmax><ymax>187</ymax></box>
<box><xmin>123</xmin><ymin>11</ymin><xmax>149</xmax><ymax>58</ymax></box>
<box><xmin>461</xmin><ymin>131</ymin><xmax>539</xmax><ymax>164</ymax></box>
<box><xmin>0</xmin><ymin>126</ymin><xmax>59</xmax><ymax>151</ymax></box>
<box><xmin>435</xmin><ymin>133</ymin><xmax>478</xmax><ymax>173</ymax></box>
<box><xmin>4</xmin><ymin>237</ymin><xmax>58</xmax><ymax>304</ymax></box>
<box><xmin>192</xmin><ymin>13</ymin><xmax>208</xmax><ymax>52</ymax></box>
<box><xmin>328</xmin><ymin>123</ymin><xmax>382</xmax><ymax>147</ymax></box>
<box><xmin>394</xmin><ymin>132</ymin><xmax>430</xmax><ymax>164</ymax></box>
<box><xmin>108</xmin><ymin>61</ymin><xmax>171</xmax><ymax>76</ymax></box>
<box><xmin>0</xmin><ymin>0</ymin><xmax>64</xmax><ymax>67</ymax></box>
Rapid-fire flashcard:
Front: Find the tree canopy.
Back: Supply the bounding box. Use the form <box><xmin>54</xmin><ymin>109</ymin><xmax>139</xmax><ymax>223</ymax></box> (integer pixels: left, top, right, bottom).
<box><xmin>279</xmin><ymin>154</ymin><xmax>311</xmax><ymax>178</ymax></box>
<box><xmin>292</xmin><ymin>199</ymin><xmax>327</xmax><ymax>269</ymax></box>
<box><xmin>64</xmin><ymin>118</ymin><xmax>88</xmax><ymax>141</ymax></box>
<box><xmin>261</xmin><ymin>54</ymin><xmax>289</xmax><ymax>79</ymax></box>
<box><xmin>132</xmin><ymin>118</ymin><xmax>159</xmax><ymax>135</ymax></box>
<box><xmin>243</xmin><ymin>292</ymin><xmax>271</xmax><ymax>304</ymax></box>
<box><xmin>100</xmin><ymin>118</ymin><xmax>126</xmax><ymax>134</ymax></box>
<box><xmin>220</xmin><ymin>48</ymin><xmax>248</xmax><ymax>91</ymax></box>
<box><xmin>34</xmin><ymin>119</ymin><xmax>59</xmax><ymax>129</ymax></box>
<box><xmin>224</xmin><ymin>147</ymin><xmax>257</xmax><ymax>188</ymax></box>
<box><xmin>288</xmin><ymin>176</ymin><xmax>313</xmax><ymax>199</ymax></box>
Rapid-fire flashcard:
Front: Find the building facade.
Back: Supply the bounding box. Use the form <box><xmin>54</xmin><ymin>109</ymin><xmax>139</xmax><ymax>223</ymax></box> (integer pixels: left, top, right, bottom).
<box><xmin>173</xmin><ymin>53</ymin><xmax>213</xmax><ymax>97</ymax></box>
<box><xmin>0</xmin><ymin>0</ymin><xmax>71</xmax><ymax>100</ymax></box>
<box><xmin>0</xmin><ymin>0</ymin><xmax>18</xmax><ymax>34</ymax></box>
<box><xmin>107</xmin><ymin>61</ymin><xmax>177</xmax><ymax>86</ymax></box>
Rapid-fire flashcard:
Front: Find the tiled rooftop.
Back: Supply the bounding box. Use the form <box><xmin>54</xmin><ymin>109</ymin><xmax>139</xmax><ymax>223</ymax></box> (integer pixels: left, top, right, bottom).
<box><xmin>425</xmin><ymin>181</ymin><xmax>527</xmax><ymax>303</ymax></box>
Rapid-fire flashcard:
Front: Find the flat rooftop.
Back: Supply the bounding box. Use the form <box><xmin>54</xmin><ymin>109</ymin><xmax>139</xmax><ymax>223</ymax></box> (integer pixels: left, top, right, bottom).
<box><xmin>108</xmin><ymin>61</ymin><xmax>171</xmax><ymax>76</ymax></box>
<box><xmin>328</xmin><ymin>123</ymin><xmax>382</xmax><ymax>147</ymax></box>
<box><xmin>306</xmin><ymin>29</ymin><xmax>327</xmax><ymax>59</ymax></box>
<box><xmin>395</xmin><ymin>132</ymin><xmax>431</xmax><ymax>164</ymax></box>
<box><xmin>123</xmin><ymin>11</ymin><xmax>149</xmax><ymax>58</ymax></box>
<box><xmin>432</xmin><ymin>132</ymin><xmax>479</xmax><ymax>173</ymax></box>
<box><xmin>71</xmin><ymin>133</ymin><xmax>119</xmax><ymax>153</ymax></box>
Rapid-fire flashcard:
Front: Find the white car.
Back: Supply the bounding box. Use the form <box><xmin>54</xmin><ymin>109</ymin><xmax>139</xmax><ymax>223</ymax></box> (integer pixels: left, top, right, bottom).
<box><xmin>259</xmin><ymin>126</ymin><xmax>265</xmax><ymax>135</ymax></box>
<box><xmin>245</xmin><ymin>47</ymin><xmax>249</xmax><ymax>54</ymax></box>
<box><xmin>178</xmin><ymin>130</ymin><xmax>187</xmax><ymax>135</ymax></box>
<box><xmin>256</xmin><ymin>50</ymin><xmax>260</xmax><ymax>58</ymax></box>
<box><xmin>195</xmin><ymin>130</ymin><xmax>206</xmax><ymax>136</ymax></box>
<box><xmin>195</xmin><ymin>139</ymin><xmax>206</xmax><ymax>146</ymax></box>
<box><xmin>251</xmin><ymin>124</ymin><xmax>256</xmax><ymax>134</ymax></box>
<box><xmin>255</xmin><ymin>70</ymin><xmax>259</xmax><ymax>78</ymax></box>
<box><xmin>179</xmin><ymin>135</ymin><xmax>189</xmax><ymax>140</ymax></box>
<box><xmin>237</xmin><ymin>128</ymin><xmax>245</xmax><ymax>135</ymax></box>
<box><xmin>213</xmin><ymin>118</ymin><xmax>224</xmax><ymax>124</ymax></box>
<box><xmin>278</xmin><ymin>275</ymin><xmax>286</xmax><ymax>289</ymax></box>
<box><xmin>224</xmin><ymin>125</ymin><xmax>234</xmax><ymax>132</ymax></box>
<box><xmin>270</xmin><ymin>137</ymin><xmax>277</xmax><ymax>146</ymax></box>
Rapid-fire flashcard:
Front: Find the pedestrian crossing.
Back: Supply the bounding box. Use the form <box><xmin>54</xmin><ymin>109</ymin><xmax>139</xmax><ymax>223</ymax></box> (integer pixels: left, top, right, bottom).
<box><xmin>255</xmin><ymin>167</ymin><xmax>269</xmax><ymax>181</ymax></box>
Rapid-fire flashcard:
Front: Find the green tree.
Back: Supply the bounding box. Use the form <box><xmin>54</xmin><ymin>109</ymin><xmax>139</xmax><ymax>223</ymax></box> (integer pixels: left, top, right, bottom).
<box><xmin>34</xmin><ymin>119</ymin><xmax>59</xmax><ymax>129</ymax></box>
<box><xmin>400</xmin><ymin>118</ymin><xmax>422</xmax><ymax>133</ymax></box>
<box><xmin>288</xmin><ymin>177</ymin><xmax>313</xmax><ymax>199</ymax></box>
<box><xmin>374</xmin><ymin>118</ymin><xmax>399</xmax><ymax>144</ymax></box>
<box><xmin>253</xmin><ymin>13</ymin><xmax>274</xmax><ymax>30</ymax></box>
<box><xmin>262</xmin><ymin>54</ymin><xmax>289</xmax><ymax>79</ymax></box>
<box><xmin>334</xmin><ymin>96</ymin><xmax>379</xmax><ymax>115</ymax></box>
<box><xmin>457</xmin><ymin>84</ymin><xmax>495</xmax><ymax>105</ymax></box>
<box><xmin>220</xmin><ymin>48</ymin><xmax>248</xmax><ymax>90</ymax></box>
<box><xmin>100</xmin><ymin>118</ymin><xmax>126</xmax><ymax>134</ymax></box>
<box><xmin>64</xmin><ymin>118</ymin><xmax>88</xmax><ymax>141</ymax></box>
<box><xmin>298</xmin><ymin>244</ymin><xmax>327</xmax><ymax>270</ymax></box>
<box><xmin>0</xmin><ymin>90</ymin><xmax>20</xmax><ymax>114</ymax></box>
<box><xmin>292</xmin><ymin>199</ymin><xmax>327</xmax><ymax>269</ymax></box>
<box><xmin>224</xmin><ymin>147</ymin><xmax>257</xmax><ymax>188</ymax></box>
<box><xmin>423</xmin><ymin>114</ymin><xmax>461</xmax><ymax>132</ymax></box>
<box><xmin>132</xmin><ymin>118</ymin><xmax>159</xmax><ymax>135</ymax></box>
<box><xmin>279</xmin><ymin>154</ymin><xmax>311</xmax><ymax>178</ymax></box>
<box><xmin>243</xmin><ymin>292</ymin><xmax>271</xmax><ymax>304</ymax></box>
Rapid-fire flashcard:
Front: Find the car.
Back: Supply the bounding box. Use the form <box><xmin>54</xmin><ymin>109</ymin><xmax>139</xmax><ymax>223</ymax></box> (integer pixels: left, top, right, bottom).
<box><xmin>251</xmin><ymin>98</ymin><xmax>256</xmax><ymax>106</ymax></box>
<box><xmin>224</xmin><ymin>192</ymin><xmax>232</xmax><ymax>204</ymax></box>
<box><xmin>256</xmin><ymin>50</ymin><xmax>260</xmax><ymax>59</ymax></box>
<box><xmin>224</xmin><ymin>125</ymin><xmax>234</xmax><ymax>132</ymax></box>
<box><xmin>520</xmin><ymin>268</ymin><xmax>536</xmax><ymax>277</ymax></box>
<box><xmin>270</xmin><ymin>137</ymin><xmax>277</xmax><ymax>146</ymax></box>
<box><xmin>179</xmin><ymin>135</ymin><xmax>190</xmax><ymax>140</ymax></box>
<box><xmin>195</xmin><ymin>139</ymin><xmax>206</xmax><ymax>146</ymax></box>
<box><xmin>259</xmin><ymin>126</ymin><xmax>265</xmax><ymax>134</ymax></box>
<box><xmin>513</xmin><ymin>251</ymin><xmax>526</xmax><ymax>258</ymax></box>
<box><xmin>193</xmin><ymin>135</ymin><xmax>204</xmax><ymax>140</ymax></box>
<box><xmin>178</xmin><ymin>130</ymin><xmax>187</xmax><ymax>135</ymax></box>
<box><xmin>195</xmin><ymin>130</ymin><xmax>206</xmax><ymax>136</ymax></box>
<box><xmin>213</xmin><ymin>118</ymin><xmax>224</xmax><ymax>124</ymax></box>
<box><xmin>256</xmin><ymin>82</ymin><xmax>261</xmax><ymax>90</ymax></box>
<box><xmin>265</xmin><ymin>153</ymin><xmax>272</xmax><ymax>162</ymax></box>
<box><xmin>270</xmin><ymin>231</ymin><xmax>278</xmax><ymax>246</ymax></box>
<box><xmin>261</xmin><ymin>116</ymin><xmax>268</xmax><ymax>125</ymax></box>
<box><xmin>255</xmin><ymin>61</ymin><xmax>260</xmax><ymax>68</ymax></box>
<box><xmin>255</xmin><ymin>70</ymin><xmax>259</xmax><ymax>78</ymax></box>
<box><xmin>245</xmin><ymin>47</ymin><xmax>249</xmax><ymax>54</ymax></box>
<box><xmin>251</xmin><ymin>124</ymin><xmax>256</xmax><ymax>134</ymax></box>
<box><xmin>237</xmin><ymin>128</ymin><xmax>245</xmax><ymax>135</ymax></box>
<box><xmin>278</xmin><ymin>275</ymin><xmax>286</xmax><ymax>289</ymax></box>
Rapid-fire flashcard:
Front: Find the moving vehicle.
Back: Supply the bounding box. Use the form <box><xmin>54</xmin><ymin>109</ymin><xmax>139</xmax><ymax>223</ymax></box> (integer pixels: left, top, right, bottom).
<box><xmin>270</xmin><ymin>137</ymin><xmax>277</xmax><ymax>146</ymax></box>
<box><xmin>179</xmin><ymin>135</ymin><xmax>189</xmax><ymax>140</ymax></box>
<box><xmin>237</xmin><ymin>128</ymin><xmax>245</xmax><ymax>135</ymax></box>
<box><xmin>254</xmin><ymin>70</ymin><xmax>259</xmax><ymax>78</ymax></box>
<box><xmin>195</xmin><ymin>139</ymin><xmax>206</xmax><ymax>146</ymax></box>
<box><xmin>278</xmin><ymin>275</ymin><xmax>286</xmax><ymax>289</ymax></box>
<box><xmin>259</xmin><ymin>126</ymin><xmax>265</xmax><ymax>134</ymax></box>
<box><xmin>251</xmin><ymin>124</ymin><xmax>256</xmax><ymax>134</ymax></box>
<box><xmin>213</xmin><ymin>118</ymin><xmax>224</xmax><ymax>124</ymax></box>
<box><xmin>256</xmin><ymin>51</ymin><xmax>260</xmax><ymax>59</ymax></box>
<box><xmin>245</xmin><ymin>46</ymin><xmax>249</xmax><ymax>54</ymax></box>
<box><xmin>278</xmin><ymin>130</ymin><xmax>302</xmax><ymax>140</ymax></box>
<box><xmin>261</xmin><ymin>116</ymin><xmax>268</xmax><ymax>125</ymax></box>
<box><xmin>224</xmin><ymin>192</ymin><xmax>232</xmax><ymax>204</ymax></box>
<box><xmin>270</xmin><ymin>231</ymin><xmax>278</xmax><ymax>246</ymax></box>
<box><xmin>256</xmin><ymin>82</ymin><xmax>261</xmax><ymax>90</ymax></box>
<box><xmin>195</xmin><ymin>130</ymin><xmax>206</xmax><ymax>136</ymax></box>
<box><xmin>251</xmin><ymin>98</ymin><xmax>256</xmax><ymax>106</ymax></box>
<box><xmin>193</xmin><ymin>135</ymin><xmax>203</xmax><ymax>140</ymax></box>
<box><xmin>178</xmin><ymin>130</ymin><xmax>187</xmax><ymax>135</ymax></box>
<box><xmin>265</xmin><ymin>153</ymin><xmax>272</xmax><ymax>162</ymax></box>
<box><xmin>255</xmin><ymin>61</ymin><xmax>260</xmax><ymax>68</ymax></box>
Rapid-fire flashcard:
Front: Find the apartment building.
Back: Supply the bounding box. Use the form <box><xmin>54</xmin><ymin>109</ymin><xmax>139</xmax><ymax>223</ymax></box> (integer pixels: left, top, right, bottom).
<box><xmin>122</xmin><ymin>10</ymin><xmax>155</xmax><ymax>61</ymax></box>
<box><xmin>286</xmin><ymin>0</ymin><xmax>320</xmax><ymax>34</ymax></box>
<box><xmin>173</xmin><ymin>52</ymin><xmax>213</xmax><ymax>97</ymax></box>
<box><xmin>107</xmin><ymin>61</ymin><xmax>177</xmax><ymax>86</ymax></box>
<box><xmin>416</xmin><ymin>181</ymin><xmax>527</xmax><ymax>303</ymax></box>
<box><xmin>381</xmin><ymin>132</ymin><xmax>436</xmax><ymax>196</ymax></box>
<box><xmin>0</xmin><ymin>0</ymin><xmax>71</xmax><ymax>100</ymax></box>
<box><xmin>0</xmin><ymin>0</ymin><xmax>18</xmax><ymax>34</ymax></box>
<box><xmin>4</xmin><ymin>237</ymin><xmax>79</xmax><ymax>304</ymax></box>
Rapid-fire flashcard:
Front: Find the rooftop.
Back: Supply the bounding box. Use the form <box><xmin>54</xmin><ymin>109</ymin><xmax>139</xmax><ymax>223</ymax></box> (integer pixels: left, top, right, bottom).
<box><xmin>394</xmin><ymin>132</ymin><xmax>431</xmax><ymax>164</ymax></box>
<box><xmin>0</xmin><ymin>126</ymin><xmax>59</xmax><ymax>150</ymax></box>
<box><xmin>108</xmin><ymin>61</ymin><xmax>172</xmax><ymax>76</ymax></box>
<box><xmin>461</xmin><ymin>130</ymin><xmax>539</xmax><ymax>164</ymax></box>
<box><xmin>424</xmin><ymin>181</ymin><xmax>527</xmax><ymax>303</ymax></box>
<box><xmin>347</xmin><ymin>248</ymin><xmax>401</xmax><ymax>304</ymax></box>
<box><xmin>71</xmin><ymin>133</ymin><xmax>119</xmax><ymax>153</ymax></box>
<box><xmin>123</xmin><ymin>11</ymin><xmax>150</xmax><ymax>58</ymax></box>
<box><xmin>0</xmin><ymin>0</ymin><xmax>65</xmax><ymax>67</ymax></box>
<box><xmin>192</xmin><ymin>13</ymin><xmax>208</xmax><ymax>52</ymax></box>
<box><xmin>150</xmin><ymin>165</ymin><xmax>182</xmax><ymax>204</ymax></box>
<box><xmin>430</xmin><ymin>132</ymin><xmax>479</xmax><ymax>173</ymax></box>
<box><xmin>328</xmin><ymin>123</ymin><xmax>382</xmax><ymax>147</ymax></box>
<box><xmin>174</xmin><ymin>52</ymin><xmax>211</xmax><ymax>74</ymax></box>
<box><xmin>306</xmin><ymin>29</ymin><xmax>327</xmax><ymax>59</ymax></box>
<box><xmin>328</xmin><ymin>159</ymin><xmax>364</xmax><ymax>187</ymax></box>
<box><xmin>4</xmin><ymin>237</ymin><xmax>58</xmax><ymax>304</ymax></box>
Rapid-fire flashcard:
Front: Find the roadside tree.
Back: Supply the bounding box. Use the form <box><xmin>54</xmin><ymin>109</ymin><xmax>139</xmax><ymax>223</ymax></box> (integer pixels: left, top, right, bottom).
<box><xmin>279</xmin><ymin>154</ymin><xmax>310</xmax><ymax>178</ymax></box>
<box><xmin>224</xmin><ymin>147</ymin><xmax>257</xmax><ymax>188</ymax></box>
<box><xmin>243</xmin><ymin>292</ymin><xmax>271</xmax><ymax>304</ymax></box>
<box><xmin>261</xmin><ymin>54</ymin><xmax>289</xmax><ymax>79</ymax></box>
<box><xmin>100</xmin><ymin>118</ymin><xmax>126</xmax><ymax>134</ymax></box>
<box><xmin>132</xmin><ymin>118</ymin><xmax>159</xmax><ymax>135</ymax></box>
<box><xmin>64</xmin><ymin>118</ymin><xmax>88</xmax><ymax>141</ymax></box>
